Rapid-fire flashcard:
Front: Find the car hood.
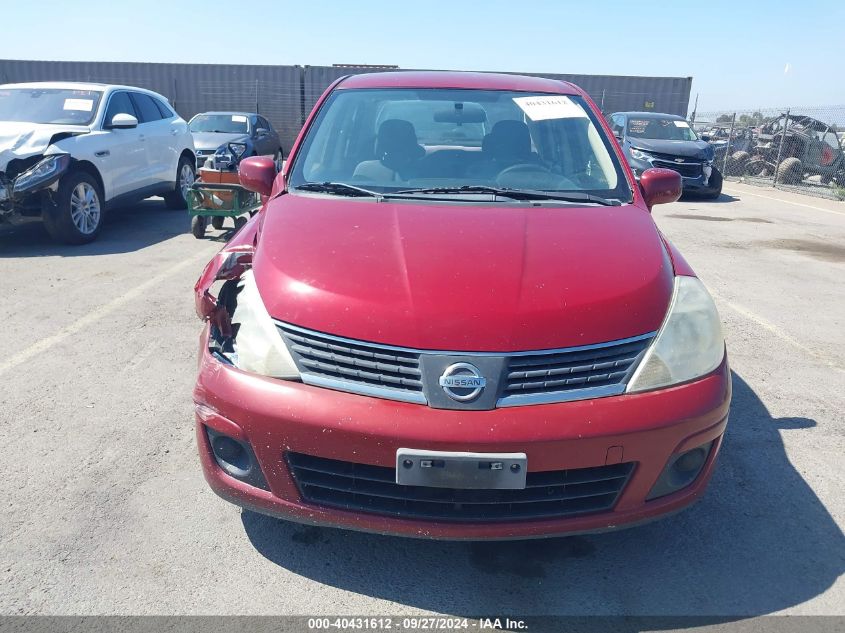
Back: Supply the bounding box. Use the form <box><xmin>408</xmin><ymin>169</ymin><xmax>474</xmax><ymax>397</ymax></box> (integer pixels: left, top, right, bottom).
<box><xmin>251</xmin><ymin>194</ymin><xmax>674</xmax><ymax>352</ymax></box>
<box><xmin>191</xmin><ymin>131</ymin><xmax>249</xmax><ymax>151</ymax></box>
<box><xmin>629</xmin><ymin>137</ymin><xmax>714</xmax><ymax>160</ymax></box>
<box><xmin>0</xmin><ymin>121</ymin><xmax>88</xmax><ymax>171</ymax></box>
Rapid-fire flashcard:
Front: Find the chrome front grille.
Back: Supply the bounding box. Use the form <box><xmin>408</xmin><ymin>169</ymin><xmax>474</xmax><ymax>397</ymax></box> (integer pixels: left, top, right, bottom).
<box><xmin>499</xmin><ymin>336</ymin><xmax>653</xmax><ymax>406</ymax></box>
<box><xmin>276</xmin><ymin>321</ymin><xmax>654</xmax><ymax>408</ymax></box>
<box><xmin>278</xmin><ymin>323</ymin><xmax>425</xmax><ymax>403</ymax></box>
<box><xmin>287</xmin><ymin>451</ymin><xmax>635</xmax><ymax>522</ymax></box>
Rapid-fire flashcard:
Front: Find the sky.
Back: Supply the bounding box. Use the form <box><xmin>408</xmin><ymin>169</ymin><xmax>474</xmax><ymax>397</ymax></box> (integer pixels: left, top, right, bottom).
<box><xmin>0</xmin><ymin>0</ymin><xmax>842</xmax><ymax>114</ymax></box>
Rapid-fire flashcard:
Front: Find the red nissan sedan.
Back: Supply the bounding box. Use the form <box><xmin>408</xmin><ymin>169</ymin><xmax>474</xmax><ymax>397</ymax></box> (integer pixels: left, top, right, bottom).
<box><xmin>193</xmin><ymin>71</ymin><xmax>730</xmax><ymax>539</ymax></box>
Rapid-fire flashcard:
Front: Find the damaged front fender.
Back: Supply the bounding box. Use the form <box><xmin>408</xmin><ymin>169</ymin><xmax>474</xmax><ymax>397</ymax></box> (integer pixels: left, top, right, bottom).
<box><xmin>194</xmin><ymin>214</ymin><xmax>260</xmax><ymax>320</ymax></box>
<box><xmin>12</xmin><ymin>153</ymin><xmax>71</xmax><ymax>196</ymax></box>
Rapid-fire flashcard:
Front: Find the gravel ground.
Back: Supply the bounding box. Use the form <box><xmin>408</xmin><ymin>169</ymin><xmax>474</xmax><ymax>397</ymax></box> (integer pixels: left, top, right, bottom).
<box><xmin>0</xmin><ymin>184</ymin><xmax>843</xmax><ymax>625</ymax></box>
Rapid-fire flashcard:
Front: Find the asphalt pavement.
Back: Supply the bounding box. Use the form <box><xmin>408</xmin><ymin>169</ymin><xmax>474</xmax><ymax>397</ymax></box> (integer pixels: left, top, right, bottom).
<box><xmin>0</xmin><ymin>183</ymin><xmax>843</xmax><ymax>623</ymax></box>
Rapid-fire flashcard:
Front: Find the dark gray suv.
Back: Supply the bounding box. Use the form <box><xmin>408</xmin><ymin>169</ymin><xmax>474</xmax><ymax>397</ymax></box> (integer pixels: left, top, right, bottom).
<box><xmin>189</xmin><ymin>112</ymin><xmax>283</xmax><ymax>169</ymax></box>
<box><xmin>609</xmin><ymin>111</ymin><xmax>722</xmax><ymax>199</ymax></box>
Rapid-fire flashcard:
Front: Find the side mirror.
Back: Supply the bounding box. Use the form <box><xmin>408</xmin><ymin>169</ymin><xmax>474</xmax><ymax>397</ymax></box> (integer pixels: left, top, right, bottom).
<box><xmin>613</xmin><ymin>129</ymin><xmax>623</xmax><ymax>141</ymax></box>
<box><xmin>239</xmin><ymin>156</ymin><xmax>277</xmax><ymax>196</ymax></box>
<box><xmin>701</xmin><ymin>134</ymin><xmax>711</xmax><ymax>142</ymax></box>
<box><xmin>640</xmin><ymin>168</ymin><xmax>682</xmax><ymax>210</ymax></box>
<box><xmin>108</xmin><ymin>113</ymin><xmax>138</xmax><ymax>129</ymax></box>
<box><xmin>255</xmin><ymin>127</ymin><xmax>269</xmax><ymax>137</ymax></box>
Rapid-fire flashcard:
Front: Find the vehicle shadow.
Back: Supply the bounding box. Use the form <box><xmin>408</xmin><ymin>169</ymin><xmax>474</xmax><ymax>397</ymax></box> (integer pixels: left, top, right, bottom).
<box><xmin>241</xmin><ymin>371</ymin><xmax>844</xmax><ymax>621</ymax></box>
<box><xmin>0</xmin><ymin>199</ymin><xmax>187</xmax><ymax>257</ymax></box>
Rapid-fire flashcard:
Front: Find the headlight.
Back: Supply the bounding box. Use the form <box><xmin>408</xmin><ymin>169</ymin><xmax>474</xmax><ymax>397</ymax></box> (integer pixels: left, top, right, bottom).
<box><xmin>229</xmin><ymin>269</ymin><xmax>300</xmax><ymax>379</ymax></box>
<box><xmin>629</xmin><ymin>148</ymin><xmax>652</xmax><ymax>161</ymax></box>
<box><xmin>626</xmin><ymin>276</ymin><xmax>724</xmax><ymax>393</ymax></box>
<box><xmin>13</xmin><ymin>154</ymin><xmax>71</xmax><ymax>194</ymax></box>
<box><xmin>229</xmin><ymin>142</ymin><xmax>247</xmax><ymax>157</ymax></box>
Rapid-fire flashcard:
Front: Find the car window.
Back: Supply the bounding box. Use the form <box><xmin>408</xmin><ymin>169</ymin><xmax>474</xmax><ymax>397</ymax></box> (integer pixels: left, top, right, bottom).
<box><xmin>627</xmin><ymin>117</ymin><xmax>698</xmax><ymax>141</ymax></box>
<box><xmin>0</xmin><ymin>88</ymin><xmax>103</xmax><ymax>126</ymax></box>
<box><xmin>290</xmin><ymin>88</ymin><xmax>628</xmax><ymax>199</ymax></box>
<box><xmin>154</xmin><ymin>98</ymin><xmax>174</xmax><ymax>119</ymax></box>
<box><xmin>611</xmin><ymin>115</ymin><xmax>624</xmax><ymax>135</ymax></box>
<box><xmin>189</xmin><ymin>114</ymin><xmax>250</xmax><ymax>134</ymax></box>
<box><xmin>130</xmin><ymin>93</ymin><xmax>164</xmax><ymax>124</ymax></box>
<box><xmin>376</xmin><ymin>100</ymin><xmax>488</xmax><ymax>147</ymax></box>
<box><xmin>258</xmin><ymin>116</ymin><xmax>272</xmax><ymax>131</ymax></box>
<box><xmin>103</xmin><ymin>91</ymin><xmax>137</xmax><ymax>126</ymax></box>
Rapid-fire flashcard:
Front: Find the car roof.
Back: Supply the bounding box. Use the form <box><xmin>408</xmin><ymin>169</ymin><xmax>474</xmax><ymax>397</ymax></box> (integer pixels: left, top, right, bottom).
<box><xmin>0</xmin><ymin>81</ymin><xmax>169</xmax><ymax>99</ymax></box>
<box><xmin>614</xmin><ymin>111</ymin><xmax>687</xmax><ymax>120</ymax></box>
<box><xmin>337</xmin><ymin>71</ymin><xmax>581</xmax><ymax>95</ymax></box>
<box><xmin>193</xmin><ymin>111</ymin><xmax>257</xmax><ymax>117</ymax></box>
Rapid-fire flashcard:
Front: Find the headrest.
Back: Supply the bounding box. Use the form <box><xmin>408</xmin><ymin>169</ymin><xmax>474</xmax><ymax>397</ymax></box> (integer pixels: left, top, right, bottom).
<box><xmin>483</xmin><ymin>120</ymin><xmax>532</xmax><ymax>160</ymax></box>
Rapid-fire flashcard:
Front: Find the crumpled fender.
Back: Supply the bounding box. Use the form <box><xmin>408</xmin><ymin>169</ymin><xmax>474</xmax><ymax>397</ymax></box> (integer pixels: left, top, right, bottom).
<box><xmin>194</xmin><ymin>212</ymin><xmax>260</xmax><ymax>320</ymax></box>
<box><xmin>0</xmin><ymin>121</ymin><xmax>87</xmax><ymax>171</ymax></box>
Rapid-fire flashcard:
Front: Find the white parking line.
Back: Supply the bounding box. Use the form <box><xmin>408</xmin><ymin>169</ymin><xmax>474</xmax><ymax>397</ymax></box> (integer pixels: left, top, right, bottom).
<box><xmin>0</xmin><ymin>249</ymin><xmax>210</xmax><ymax>377</ymax></box>
<box><xmin>723</xmin><ymin>186</ymin><xmax>845</xmax><ymax>217</ymax></box>
<box><xmin>712</xmin><ymin>291</ymin><xmax>845</xmax><ymax>373</ymax></box>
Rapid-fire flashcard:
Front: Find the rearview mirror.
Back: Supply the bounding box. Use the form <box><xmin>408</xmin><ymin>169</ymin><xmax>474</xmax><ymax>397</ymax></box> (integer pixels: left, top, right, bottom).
<box><xmin>639</xmin><ymin>168</ymin><xmax>682</xmax><ymax>210</ymax></box>
<box><xmin>433</xmin><ymin>107</ymin><xmax>486</xmax><ymax>124</ymax></box>
<box><xmin>239</xmin><ymin>156</ymin><xmax>277</xmax><ymax>196</ymax></box>
<box><xmin>108</xmin><ymin>113</ymin><xmax>138</xmax><ymax>129</ymax></box>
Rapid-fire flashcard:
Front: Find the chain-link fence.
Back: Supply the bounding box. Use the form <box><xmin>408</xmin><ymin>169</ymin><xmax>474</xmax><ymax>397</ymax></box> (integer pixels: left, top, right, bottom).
<box><xmin>692</xmin><ymin>106</ymin><xmax>845</xmax><ymax>200</ymax></box>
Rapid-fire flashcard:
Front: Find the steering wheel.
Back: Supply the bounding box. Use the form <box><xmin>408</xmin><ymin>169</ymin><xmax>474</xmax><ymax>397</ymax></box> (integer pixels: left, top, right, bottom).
<box><xmin>496</xmin><ymin>163</ymin><xmax>568</xmax><ymax>189</ymax></box>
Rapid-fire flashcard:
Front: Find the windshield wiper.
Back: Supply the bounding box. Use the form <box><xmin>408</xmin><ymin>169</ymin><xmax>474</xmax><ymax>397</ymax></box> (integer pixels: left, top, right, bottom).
<box><xmin>294</xmin><ymin>182</ymin><xmax>381</xmax><ymax>198</ymax></box>
<box><xmin>390</xmin><ymin>186</ymin><xmax>621</xmax><ymax>206</ymax></box>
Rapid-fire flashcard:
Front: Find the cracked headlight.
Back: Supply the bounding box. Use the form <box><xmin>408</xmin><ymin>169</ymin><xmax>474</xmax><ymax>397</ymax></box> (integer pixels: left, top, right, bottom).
<box><xmin>13</xmin><ymin>154</ymin><xmax>71</xmax><ymax>194</ymax></box>
<box><xmin>229</xmin><ymin>269</ymin><xmax>299</xmax><ymax>379</ymax></box>
<box><xmin>627</xmin><ymin>276</ymin><xmax>724</xmax><ymax>393</ymax></box>
<box><xmin>629</xmin><ymin>148</ymin><xmax>652</xmax><ymax>161</ymax></box>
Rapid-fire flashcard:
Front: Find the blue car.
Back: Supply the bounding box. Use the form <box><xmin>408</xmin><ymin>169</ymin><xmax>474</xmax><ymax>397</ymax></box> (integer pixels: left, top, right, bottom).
<box><xmin>609</xmin><ymin>112</ymin><xmax>722</xmax><ymax>199</ymax></box>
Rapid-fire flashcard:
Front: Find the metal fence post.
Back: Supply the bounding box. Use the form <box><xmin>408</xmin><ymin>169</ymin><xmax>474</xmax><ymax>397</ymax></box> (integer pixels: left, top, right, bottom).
<box><xmin>722</xmin><ymin>112</ymin><xmax>736</xmax><ymax>176</ymax></box>
<box><xmin>772</xmin><ymin>109</ymin><xmax>790</xmax><ymax>187</ymax></box>
<box><xmin>255</xmin><ymin>78</ymin><xmax>260</xmax><ymax>114</ymax></box>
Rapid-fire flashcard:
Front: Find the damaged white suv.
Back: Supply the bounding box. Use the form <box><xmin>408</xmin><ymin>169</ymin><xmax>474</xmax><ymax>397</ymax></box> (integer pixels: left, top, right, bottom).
<box><xmin>0</xmin><ymin>82</ymin><xmax>196</xmax><ymax>244</ymax></box>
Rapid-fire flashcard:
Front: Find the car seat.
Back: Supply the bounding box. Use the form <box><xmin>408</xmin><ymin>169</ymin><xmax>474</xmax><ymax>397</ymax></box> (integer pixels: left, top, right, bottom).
<box><xmin>468</xmin><ymin>120</ymin><xmax>537</xmax><ymax>177</ymax></box>
<box><xmin>353</xmin><ymin>119</ymin><xmax>425</xmax><ymax>183</ymax></box>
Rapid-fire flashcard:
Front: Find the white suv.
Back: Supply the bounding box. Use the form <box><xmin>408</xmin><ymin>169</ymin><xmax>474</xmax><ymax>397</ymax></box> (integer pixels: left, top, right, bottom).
<box><xmin>0</xmin><ymin>82</ymin><xmax>196</xmax><ymax>244</ymax></box>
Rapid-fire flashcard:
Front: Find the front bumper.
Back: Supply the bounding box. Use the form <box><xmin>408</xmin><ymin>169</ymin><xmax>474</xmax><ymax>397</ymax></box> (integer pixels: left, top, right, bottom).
<box><xmin>629</xmin><ymin>156</ymin><xmax>719</xmax><ymax>194</ymax></box>
<box><xmin>0</xmin><ymin>156</ymin><xmax>70</xmax><ymax>221</ymax></box>
<box><xmin>194</xmin><ymin>326</ymin><xmax>731</xmax><ymax>539</ymax></box>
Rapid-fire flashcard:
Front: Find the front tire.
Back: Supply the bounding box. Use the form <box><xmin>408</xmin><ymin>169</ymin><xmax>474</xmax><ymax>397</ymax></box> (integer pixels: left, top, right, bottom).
<box><xmin>776</xmin><ymin>157</ymin><xmax>803</xmax><ymax>185</ymax></box>
<box><xmin>164</xmin><ymin>156</ymin><xmax>195</xmax><ymax>209</ymax></box>
<box><xmin>43</xmin><ymin>170</ymin><xmax>104</xmax><ymax>245</ymax></box>
<box><xmin>703</xmin><ymin>167</ymin><xmax>723</xmax><ymax>200</ymax></box>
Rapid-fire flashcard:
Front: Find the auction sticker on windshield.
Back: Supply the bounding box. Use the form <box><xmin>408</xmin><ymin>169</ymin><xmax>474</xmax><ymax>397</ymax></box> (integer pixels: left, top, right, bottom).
<box><xmin>513</xmin><ymin>95</ymin><xmax>587</xmax><ymax>121</ymax></box>
<box><xmin>673</xmin><ymin>120</ymin><xmax>690</xmax><ymax>127</ymax></box>
<box><xmin>63</xmin><ymin>98</ymin><xmax>94</xmax><ymax>111</ymax></box>
<box><xmin>232</xmin><ymin>115</ymin><xmax>247</xmax><ymax>122</ymax></box>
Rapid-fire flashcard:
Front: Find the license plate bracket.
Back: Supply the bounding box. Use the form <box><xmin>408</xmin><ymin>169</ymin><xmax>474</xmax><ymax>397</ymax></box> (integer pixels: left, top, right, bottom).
<box><xmin>396</xmin><ymin>449</ymin><xmax>527</xmax><ymax>489</ymax></box>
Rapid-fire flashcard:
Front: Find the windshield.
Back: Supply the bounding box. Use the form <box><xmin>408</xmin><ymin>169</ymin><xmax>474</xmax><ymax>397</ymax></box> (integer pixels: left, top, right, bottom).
<box><xmin>190</xmin><ymin>113</ymin><xmax>250</xmax><ymax>134</ymax></box>
<box><xmin>289</xmin><ymin>88</ymin><xmax>629</xmax><ymax>200</ymax></box>
<box><xmin>627</xmin><ymin>117</ymin><xmax>698</xmax><ymax>141</ymax></box>
<box><xmin>0</xmin><ymin>88</ymin><xmax>102</xmax><ymax>125</ymax></box>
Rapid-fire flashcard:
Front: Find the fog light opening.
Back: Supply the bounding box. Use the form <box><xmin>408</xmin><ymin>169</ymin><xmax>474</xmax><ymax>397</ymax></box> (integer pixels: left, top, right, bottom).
<box><xmin>647</xmin><ymin>440</ymin><xmax>714</xmax><ymax>500</ymax></box>
<box><xmin>211</xmin><ymin>435</ymin><xmax>250</xmax><ymax>474</ymax></box>
<box><xmin>674</xmin><ymin>447</ymin><xmax>707</xmax><ymax>474</ymax></box>
<box><xmin>204</xmin><ymin>426</ymin><xmax>269</xmax><ymax>490</ymax></box>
